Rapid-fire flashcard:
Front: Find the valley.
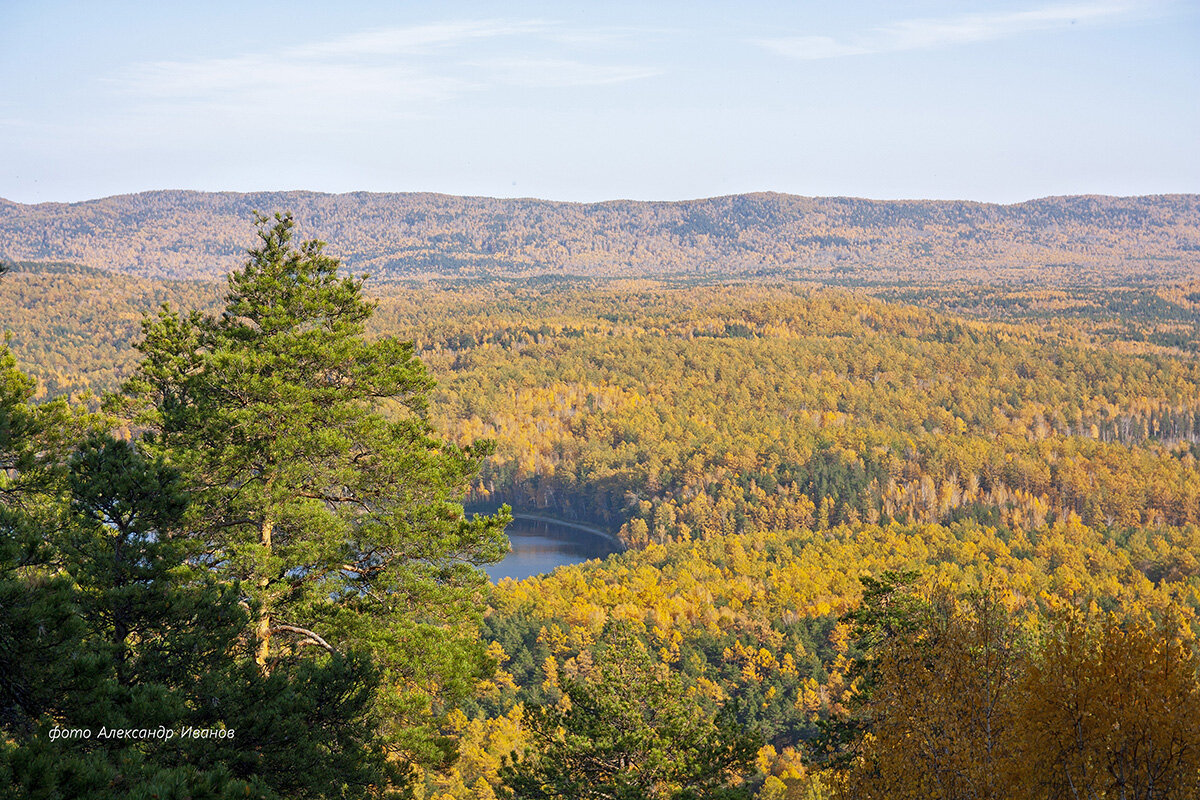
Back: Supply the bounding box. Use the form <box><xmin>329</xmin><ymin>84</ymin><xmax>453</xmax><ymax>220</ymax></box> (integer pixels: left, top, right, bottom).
<box><xmin>3</xmin><ymin>198</ymin><xmax>1199</xmax><ymax>799</ymax></box>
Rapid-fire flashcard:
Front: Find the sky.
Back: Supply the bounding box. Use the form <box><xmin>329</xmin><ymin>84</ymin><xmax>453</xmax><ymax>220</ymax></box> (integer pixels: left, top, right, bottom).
<box><xmin>1</xmin><ymin>0</ymin><xmax>1197</xmax><ymax>204</ymax></box>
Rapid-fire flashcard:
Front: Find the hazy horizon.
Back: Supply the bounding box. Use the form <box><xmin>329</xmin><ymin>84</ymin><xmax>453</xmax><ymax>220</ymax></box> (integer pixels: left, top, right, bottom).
<box><xmin>3</xmin><ymin>0</ymin><xmax>1197</xmax><ymax>206</ymax></box>
<box><xmin>3</xmin><ymin>186</ymin><xmax>1198</xmax><ymax>209</ymax></box>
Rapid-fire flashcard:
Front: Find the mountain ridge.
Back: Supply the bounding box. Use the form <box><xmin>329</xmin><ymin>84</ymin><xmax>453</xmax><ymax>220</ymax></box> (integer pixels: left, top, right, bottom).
<box><xmin>5</xmin><ymin>188</ymin><xmax>1198</xmax><ymax>207</ymax></box>
<box><xmin>1</xmin><ymin>190</ymin><xmax>1197</xmax><ymax>284</ymax></box>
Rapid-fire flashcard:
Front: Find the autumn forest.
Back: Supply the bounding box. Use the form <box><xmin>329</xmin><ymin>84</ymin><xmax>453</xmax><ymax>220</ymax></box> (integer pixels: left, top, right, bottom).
<box><xmin>2</xmin><ymin>192</ymin><xmax>1199</xmax><ymax>799</ymax></box>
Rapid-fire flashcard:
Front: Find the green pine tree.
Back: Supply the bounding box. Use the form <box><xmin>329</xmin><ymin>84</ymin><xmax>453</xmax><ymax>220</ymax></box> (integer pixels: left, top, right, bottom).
<box><xmin>3</xmin><ymin>424</ymin><xmax>402</xmax><ymax>797</ymax></box>
<box><xmin>0</xmin><ymin>343</ymin><xmax>84</xmax><ymax>739</ymax></box>
<box><xmin>117</xmin><ymin>212</ymin><xmax>510</xmax><ymax>766</ymax></box>
<box><xmin>500</xmin><ymin>624</ymin><xmax>759</xmax><ymax>800</ymax></box>
<box><xmin>810</xmin><ymin>570</ymin><xmax>928</xmax><ymax>771</ymax></box>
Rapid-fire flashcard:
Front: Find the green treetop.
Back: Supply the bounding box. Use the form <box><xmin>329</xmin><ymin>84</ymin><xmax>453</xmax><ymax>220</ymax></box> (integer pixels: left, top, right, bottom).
<box><xmin>118</xmin><ymin>212</ymin><xmax>510</xmax><ymax>765</ymax></box>
<box><xmin>1</xmin><ymin>339</ymin><xmax>403</xmax><ymax>797</ymax></box>
<box><xmin>500</xmin><ymin>623</ymin><xmax>759</xmax><ymax>800</ymax></box>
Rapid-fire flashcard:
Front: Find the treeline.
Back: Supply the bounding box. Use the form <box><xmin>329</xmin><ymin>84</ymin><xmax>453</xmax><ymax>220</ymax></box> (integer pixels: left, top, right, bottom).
<box><xmin>7</xmin><ymin>273</ymin><xmax>1200</xmax><ymax>539</ymax></box>
<box><xmin>879</xmin><ymin>282</ymin><xmax>1200</xmax><ymax>353</ymax></box>
<box><xmin>2</xmin><ymin>191</ymin><xmax>1197</xmax><ymax>283</ymax></box>
<box><xmin>0</xmin><ymin>262</ymin><xmax>221</xmax><ymax>399</ymax></box>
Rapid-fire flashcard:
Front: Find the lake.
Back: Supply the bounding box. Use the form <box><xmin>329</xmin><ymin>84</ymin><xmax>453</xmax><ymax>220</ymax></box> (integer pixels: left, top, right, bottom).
<box><xmin>484</xmin><ymin>514</ymin><xmax>622</xmax><ymax>582</ymax></box>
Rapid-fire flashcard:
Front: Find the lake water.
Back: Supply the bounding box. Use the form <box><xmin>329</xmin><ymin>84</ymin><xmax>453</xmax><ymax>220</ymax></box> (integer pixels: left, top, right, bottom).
<box><xmin>484</xmin><ymin>515</ymin><xmax>621</xmax><ymax>582</ymax></box>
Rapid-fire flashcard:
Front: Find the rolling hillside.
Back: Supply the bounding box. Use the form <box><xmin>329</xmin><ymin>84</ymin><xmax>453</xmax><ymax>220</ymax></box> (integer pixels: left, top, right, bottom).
<box><xmin>2</xmin><ymin>191</ymin><xmax>1198</xmax><ymax>283</ymax></box>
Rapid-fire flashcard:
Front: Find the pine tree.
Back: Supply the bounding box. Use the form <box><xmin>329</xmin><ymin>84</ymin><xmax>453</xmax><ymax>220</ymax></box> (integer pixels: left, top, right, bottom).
<box><xmin>3</xmin><ymin>422</ymin><xmax>402</xmax><ymax>797</ymax></box>
<box><xmin>118</xmin><ymin>212</ymin><xmax>510</xmax><ymax>764</ymax></box>
<box><xmin>0</xmin><ymin>343</ymin><xmax>83</xmax><ymax>738</ymax></box>
<box><xmin>811</xmin><ymin>570</ymin><xmax>928</xmax><ymax>770</ymax></box>
<box><xmin>500</xmin><ymin>623</ymin><xmax>758</xmax><ymax>800</ymax></box>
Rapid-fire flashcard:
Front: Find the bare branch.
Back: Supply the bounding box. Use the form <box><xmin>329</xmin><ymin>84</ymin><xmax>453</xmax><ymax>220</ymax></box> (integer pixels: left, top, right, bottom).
<box><xmin>269</xmin><ymin>624</ymin><xmax>336</xmax><ymax>654</ymax></box>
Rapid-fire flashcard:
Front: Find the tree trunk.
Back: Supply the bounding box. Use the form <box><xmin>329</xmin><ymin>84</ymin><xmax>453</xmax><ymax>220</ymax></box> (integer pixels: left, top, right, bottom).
<box><xmin>256</xmin><ymin>514</ymin><xmax>273</xmax><ymax>672</ymax></box>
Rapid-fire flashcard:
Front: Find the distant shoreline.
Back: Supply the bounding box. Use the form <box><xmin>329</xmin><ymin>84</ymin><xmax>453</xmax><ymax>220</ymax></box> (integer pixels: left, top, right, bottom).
<box><xmin>509</xmin><ymin>513</ymin><xmax>626</xmax><ymax>552</ymax></box>
<box><xmin>465</xmin><ymin>505</ymin><xmax>626</xmax><ymax>552</ymax></box>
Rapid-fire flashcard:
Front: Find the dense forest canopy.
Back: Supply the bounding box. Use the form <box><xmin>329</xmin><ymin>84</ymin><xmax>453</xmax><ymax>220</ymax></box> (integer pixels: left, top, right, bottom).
<box><xmin>3</xmin><ymin>261</ymin><xmax>1198</xmax><ymax>402</ymax></box>
<box><xmin>3</xmin><ymin>206</ymin><xmax>1200</xmax><ymax>798</ymax></box>
<box><xmin>1</xmin><ymin>190</ymin><xmax>1198</xmax><ymax>283</ymax></box>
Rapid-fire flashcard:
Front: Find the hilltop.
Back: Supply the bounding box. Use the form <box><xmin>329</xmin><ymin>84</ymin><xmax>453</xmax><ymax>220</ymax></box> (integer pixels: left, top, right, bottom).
<box><xmin>1</xmin><ymin>190</ymin><xmax>1197</xmax><ymax>284</ymax></box>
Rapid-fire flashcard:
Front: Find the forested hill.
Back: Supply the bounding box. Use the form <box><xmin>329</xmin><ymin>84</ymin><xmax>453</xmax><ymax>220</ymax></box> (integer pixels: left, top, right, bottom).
<box><xmin>1</xmin><ymin>190</ymin><xmax>1197</xmax><ymax>283</ymax></box>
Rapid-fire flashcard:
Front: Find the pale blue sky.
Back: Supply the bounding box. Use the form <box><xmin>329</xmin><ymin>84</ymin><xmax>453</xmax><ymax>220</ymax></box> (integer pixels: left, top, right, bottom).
<box><xmin>2</xmin><ymin>0</ymin><xmax>1196</xmax><ymax>204</ymax></box>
